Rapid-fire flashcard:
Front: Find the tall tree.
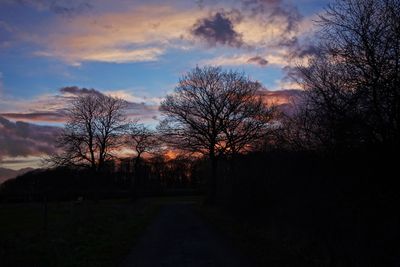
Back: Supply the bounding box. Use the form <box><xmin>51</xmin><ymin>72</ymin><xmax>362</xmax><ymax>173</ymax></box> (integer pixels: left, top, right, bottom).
<box><xmin>293</xmin><ymin>0</ymin><xmax>400</xmax><ymax>150</ymax></box>
<box><xmin>50</xmin><ymin>93</ymin><xmax>127</xmax><ymax>172</ymax></box>
<box><xmin>159</xmin><ymin>66</ymin><xmax>274</xmax><ymax>202</ymax></box>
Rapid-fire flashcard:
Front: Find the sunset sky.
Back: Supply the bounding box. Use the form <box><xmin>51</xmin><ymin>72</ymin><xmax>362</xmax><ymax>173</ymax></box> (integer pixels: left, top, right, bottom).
<box><xmin>0</xmin><ymin>0</ymin><xmax>328</xmax><ymax>170</ymax></box>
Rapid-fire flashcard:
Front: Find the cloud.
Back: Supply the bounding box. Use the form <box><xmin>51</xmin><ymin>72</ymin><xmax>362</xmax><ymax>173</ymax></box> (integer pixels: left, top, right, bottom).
<box><xmin>32</xmin><ymin>5</ymin><xmax>205</xmax><ymax>65</ymax></box>
<box><xmin>58</xmin><ymin>86</ymin><xmax>161</xmax><ymax>122</ymax></box>
<box><xmin>48</xmin><ymin>1</ymin><xmax>92</xmax><ymax>17</ymax></box>
<box><xmin>202</xmin><ymin>50</ymin><xmax>288</xmax><ymax>67</ymax></box>
<box><xmin>0</xmin><ymin>20</ymin><xmax>15</xmax><ymax>32</ymax></box>
<box><xmin>191</xmin><ymin>11</ymin><xmax>244</xmax><ymax>48</ymax></box>
<box><xmin>0</xmin><ymin>92</ymin><xmax>69</xmax><ymax>124</ymax></box>
<box><xmin>247</xmin><ymin>56</ymin><xmax>268</xmax><ymax>66</ymax></box>
<box><xmin>105</xmin><ymin>90</ymin><xmax>163</xmax><ymax>105</ymax></box>
<box><xmin>4</xmin><ymin>0</ymin><xmax>314</xmax><ymax>70</ymax></box>
<box><xmin>0</xmin><ymin>112</ymin><xmax>66</xmax><ymax>123</ymax></box>
<box><xmin>0</xmin><ymin>86</ymin><xmax>162</xmax><ymax>162</ymax></box>
<box><xmin>103</xmin><ymin>90</ymin><xmax>161</xmax><ymax>122</ymax></box>
<box><xmin>240</xmin><ymin>0</ymin><xmax>301</xmax><ymax>32</ymax></box>
<box><xmin>257</xmin><ymin>88</ymin><xmax>304</xmax><ymax>115</ymax></box>
<box><xmin>59</xmin><ymin>86</ymin><xmax>102</xmax><ymax>96</ymax></box>
<box><xmin>14</xmin><ymin>0</ymin><xmax>92</xmax><ymax>17</ymax></box>
<box><xmin>258</xmin><ymin>89</ymin><xmax>302</xmax><ymax>105</ymax></box>
<box><xmin>191</xmin><ymin>0</ymin><xmax>309</xmax><ymax>70</ymax></box>
<box><xmin>0</xmin><ymin>86</ymin><xmax>161</xmax><ymax>124</ymax></box>
<box><xmin>36</xmin><ymin>47</ymin><xmax>165</xmax><ymax>65</ymax></box>
<box><xmin>78</xmin><ymin>47</ymin><xmax>164</xmax><ymax>64</ymax></box>
<box><xmin>0</xmin><ymin>72</ymin><xmax>3</xmax><ymax>94</ymax></box>
<box><xmin>0</xmin><ymin>116</ymin><xmax>61</xmax><ymax>159</ymax></box>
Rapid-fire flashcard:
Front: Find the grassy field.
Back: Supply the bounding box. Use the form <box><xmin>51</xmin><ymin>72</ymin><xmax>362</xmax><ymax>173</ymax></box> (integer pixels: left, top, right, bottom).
<box><xmin>0</xmin><ymin>198</ymin><xmax>163</xmax><ymax>267</ymax></box>
<box><xmin>197</xmin><ymin>205</ymin><xmax>321</xmax><ymax>267</ymax></box>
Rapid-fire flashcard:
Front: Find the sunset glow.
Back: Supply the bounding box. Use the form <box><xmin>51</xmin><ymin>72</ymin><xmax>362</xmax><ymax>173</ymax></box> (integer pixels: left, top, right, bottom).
<box><xmin>0</xmin><ymin>0</ymin><xmax>327</xmax><ymax>170</ymax></box>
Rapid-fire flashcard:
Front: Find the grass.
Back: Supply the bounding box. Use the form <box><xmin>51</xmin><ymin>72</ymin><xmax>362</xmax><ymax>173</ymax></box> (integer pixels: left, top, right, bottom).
<box><xmin>0</xmin><ymin>198</ymin><xmax>161</xmax><ymax>267</ymax></box>
<box><xmin>197</xmin><ymin>205</ymin><xmax>321</xmax><ymax>267</ymax></box>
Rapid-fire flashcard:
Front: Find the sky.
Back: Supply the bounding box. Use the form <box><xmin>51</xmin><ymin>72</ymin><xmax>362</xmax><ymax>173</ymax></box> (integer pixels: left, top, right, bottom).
<box><xmin>0</xmin><ymin>0</ymin><xmax>329</xmax><ymax>170</ymax></box>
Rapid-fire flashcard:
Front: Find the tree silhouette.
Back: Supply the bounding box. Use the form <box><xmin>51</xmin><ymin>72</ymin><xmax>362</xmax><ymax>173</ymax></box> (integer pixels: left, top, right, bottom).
<box><xmin>127</xmin><ymin>123</ymin><xmax>160</xmax><ymax>198</ymax></box>
<box><xmin>128</xmin><ymin>123</ymin><xmax>160</xmax><ymax>163</ymax></box>
<box><xmin>49</xmin><ymin>93</ymin><xmax>127</xmax><ymax>172</ymax></box>
<box><xmin>159</xmin><ymin>66</ymin><xmax>274</xmax><ymax>202</ymax></box>
<box><xmin>293</xmin><ymin>0</ymin><xmax>400</xmax><ymax>150</ymax></box>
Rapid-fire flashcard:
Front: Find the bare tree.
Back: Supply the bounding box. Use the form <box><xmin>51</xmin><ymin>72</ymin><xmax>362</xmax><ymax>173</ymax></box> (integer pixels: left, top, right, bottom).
<box><xmin>292</xmin><ymin>0</ymin><xmax>400</xmax><ymax>150</ymax></box>
<box><xmin>128</xmin><ymin>123</ymin><xmax>159</xmax><ymax>163</ymax></box>
<box><xmin>126</xmin><ymin>123</ymin><xmax>160</xmax><ymax>197</ymax></box>
<box><xmin>159</xmin><ymin>66</ymin><xmax>274</xmax><ymax>202</ymax></box>
<box><xmin>50</xmin><ymin>93</ymin><xmax>127</xmax><ymax>172</ymax></box>
<box><xmin>221</xmin><ymin>87</ymin><xmax>276</xmax><ymax>154</ymax></box>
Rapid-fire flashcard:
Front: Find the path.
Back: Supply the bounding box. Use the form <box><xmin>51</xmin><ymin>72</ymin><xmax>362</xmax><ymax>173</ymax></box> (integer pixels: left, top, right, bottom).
<box><xmin>120</xmin><ymin>202</ymin><xmax>254</xmax><ymax>267</ymax></box>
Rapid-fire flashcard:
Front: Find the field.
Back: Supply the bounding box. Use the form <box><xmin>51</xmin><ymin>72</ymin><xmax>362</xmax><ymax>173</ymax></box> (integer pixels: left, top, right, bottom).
<box><xmin>197</xmin><ymin>205</ymin><xmax>322</xmax><ymax>267</ymax></box>
<box><xmin>0</xmin><ymin>198</ymin><xmax>161</xmax><ymax>267</ymax></box>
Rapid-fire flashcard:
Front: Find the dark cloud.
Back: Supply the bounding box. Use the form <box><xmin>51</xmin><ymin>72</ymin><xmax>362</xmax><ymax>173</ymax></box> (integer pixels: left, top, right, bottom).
<box><xmin>59</xmin><ymin>86</ymin><xmax>102</xmax><ymax>96</ymax></box>
<box><xmin>0</xmin><ymin>116</ymin><xmax>61</xmax><ymax>159</ymax></box>
<box><xmin>241</xmin><ymin>0</ymin><xmax>302</xmax><ymax>46</ymax></box>
<box><xmin>1</xmin><ymin>112</ymin><xmax>66</xmax><ymax>123</ymax></box>
<box><xmin>125</xmin><ymin>102</ymin><xmax>160</xmax><ymax>122</ymax></box>
<box><xmin>247</xmin><ymin>56</ymin><xmax>268</xmax><ymax>66</ymax></box>
<box><xmin>195</xmin><ymin>0</ymin><xmax>205</xmax><ymax>9</ymax></box>
<box><xmin>0</xmin><ymin>20</ymin><xmax>15</xmax><ymax>33</ymax></box>
<box><xmin>290</xmin><ymin>43</ymin><xmax>321</xmax><ymax>58</ymax></box>
<box><xmin>2</xmin><ymin>85</ymin><xmax>160</xmax><ymax>129</ymax></box>
<box><xmin>240</xmin><ymin>0</ymin><xmax>277</xmax><ymax>13</ymax></box>
<box><xmin>192</xmin><ymin>12</ymin><xmax>244</xmax><ymax>48</ymax></box>
<box><xmin>60</xmin><ymin>86</ymin><xmax>159</xmax><ymax>120</ymax></box>
<box><xmin>193</xmin><ymin>0</ymin><xmax>303</xmax><ymax>52</ymax></box>
<box><xmin>241</xmin><ymin>0</ymin><xmax>300</xmax><ymax>25</ymax></box>
<box><xmin>284</xmin><ymin>42</ymin><xmax>322</xmax><ymax>81</ymax></box>
<box><xmin>15</xmin><ymin>0</ymin><xmax>92</xmax><ymax>17</ymax></box>
<box><xmin>0</xmin><ymin>87</ymin><xmax>160</xmax><ymax>160</ymax></box>
<box><xmin>50</xmin><ymin>1</ymin><xmax>92</xmax><ymax>17</ymax></box>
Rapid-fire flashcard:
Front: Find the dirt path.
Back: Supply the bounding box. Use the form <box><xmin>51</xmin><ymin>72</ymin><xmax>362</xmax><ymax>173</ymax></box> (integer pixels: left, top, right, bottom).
<box><xmin>120</xmin><ymin>202</ymin><xmax>254</xmax><ymax>267</ymax></box>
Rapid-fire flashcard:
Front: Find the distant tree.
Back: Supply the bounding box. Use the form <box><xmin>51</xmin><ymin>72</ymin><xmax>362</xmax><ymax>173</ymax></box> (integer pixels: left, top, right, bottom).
<box><xmin>50</xmin><ymin>93</ymin><xmax>127</xmax><ymax>172</ymax></box>
<box><xmin>159</xmin><ymin>66</ymin><xmax>274</xmax><ymax>203</ymax></box>
<box><xmin>293</xmin><ymin>0</ymin><xmax>400</xmax><ymax>150</ymax></box>
<box><xmin>126</xmin><ymin>123</ymin><xmax>160</xmax><ymax>197</ymax></box>
<box><xmin>128</xmin><ymin>123</ymin><xmax>160</xmax><ymax>164</ymax></box>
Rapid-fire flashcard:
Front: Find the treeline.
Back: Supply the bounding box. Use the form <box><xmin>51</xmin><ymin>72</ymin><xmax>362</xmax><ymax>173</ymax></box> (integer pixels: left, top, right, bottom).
<box><xmin>0</xmin><ymin>155</ymin><xmax>205</xmax><ymax>202</ymax></box>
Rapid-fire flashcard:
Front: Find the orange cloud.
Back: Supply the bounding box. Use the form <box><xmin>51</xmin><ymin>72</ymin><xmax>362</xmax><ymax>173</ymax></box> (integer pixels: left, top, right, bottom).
<box><xmin>257</xmin><ymin>89</ymin><xmax>304</xmax><ymax>117</ymax></box>
<box><xmin>202</xmin><ymin>50</ymin><xmax>290</xmax><ymax>67</ymax></box>
<box><xmin>38</xmin><ymin>5</ymin><xmax>206</xmax><ymax>64</ymax></box>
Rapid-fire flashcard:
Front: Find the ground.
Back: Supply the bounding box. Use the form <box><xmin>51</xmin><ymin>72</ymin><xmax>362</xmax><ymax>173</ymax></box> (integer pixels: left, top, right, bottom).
<box><xmin>0</xmin><ymin>198</ymin><xmax>159</xmax><ymax>267</ymax></box>
<box><xmin>1</xmin><ymin>196</ymin><xmax>312</xmax><ymax>267</ymax></box>
<box><xmin>120</xmin><ymin>201</ymin><xmax>254</xmax><ymax>267</ymax></box>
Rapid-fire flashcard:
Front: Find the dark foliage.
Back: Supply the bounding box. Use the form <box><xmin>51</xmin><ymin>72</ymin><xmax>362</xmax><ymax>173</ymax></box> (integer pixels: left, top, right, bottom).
<box><xmin>214</xmin><ymin>147</ymin><xmax>399</xmax><ymax>266</ymax></box>
<box><xmin>0</xmin><ymin>156</ymin><xmax>204</xmax><ymax>202</ymax></box>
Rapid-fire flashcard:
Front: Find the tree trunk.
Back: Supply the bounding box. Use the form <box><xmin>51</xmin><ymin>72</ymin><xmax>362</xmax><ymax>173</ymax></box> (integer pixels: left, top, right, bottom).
<box><xmin>131</xmin><ymin>155</ymin><xmax>141</xmax><ymax>201</ymax></box>
<box><xmin>207</xmin><ymin>150</ymin><xmax>218</xmax><ymax>205</ymax></box>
